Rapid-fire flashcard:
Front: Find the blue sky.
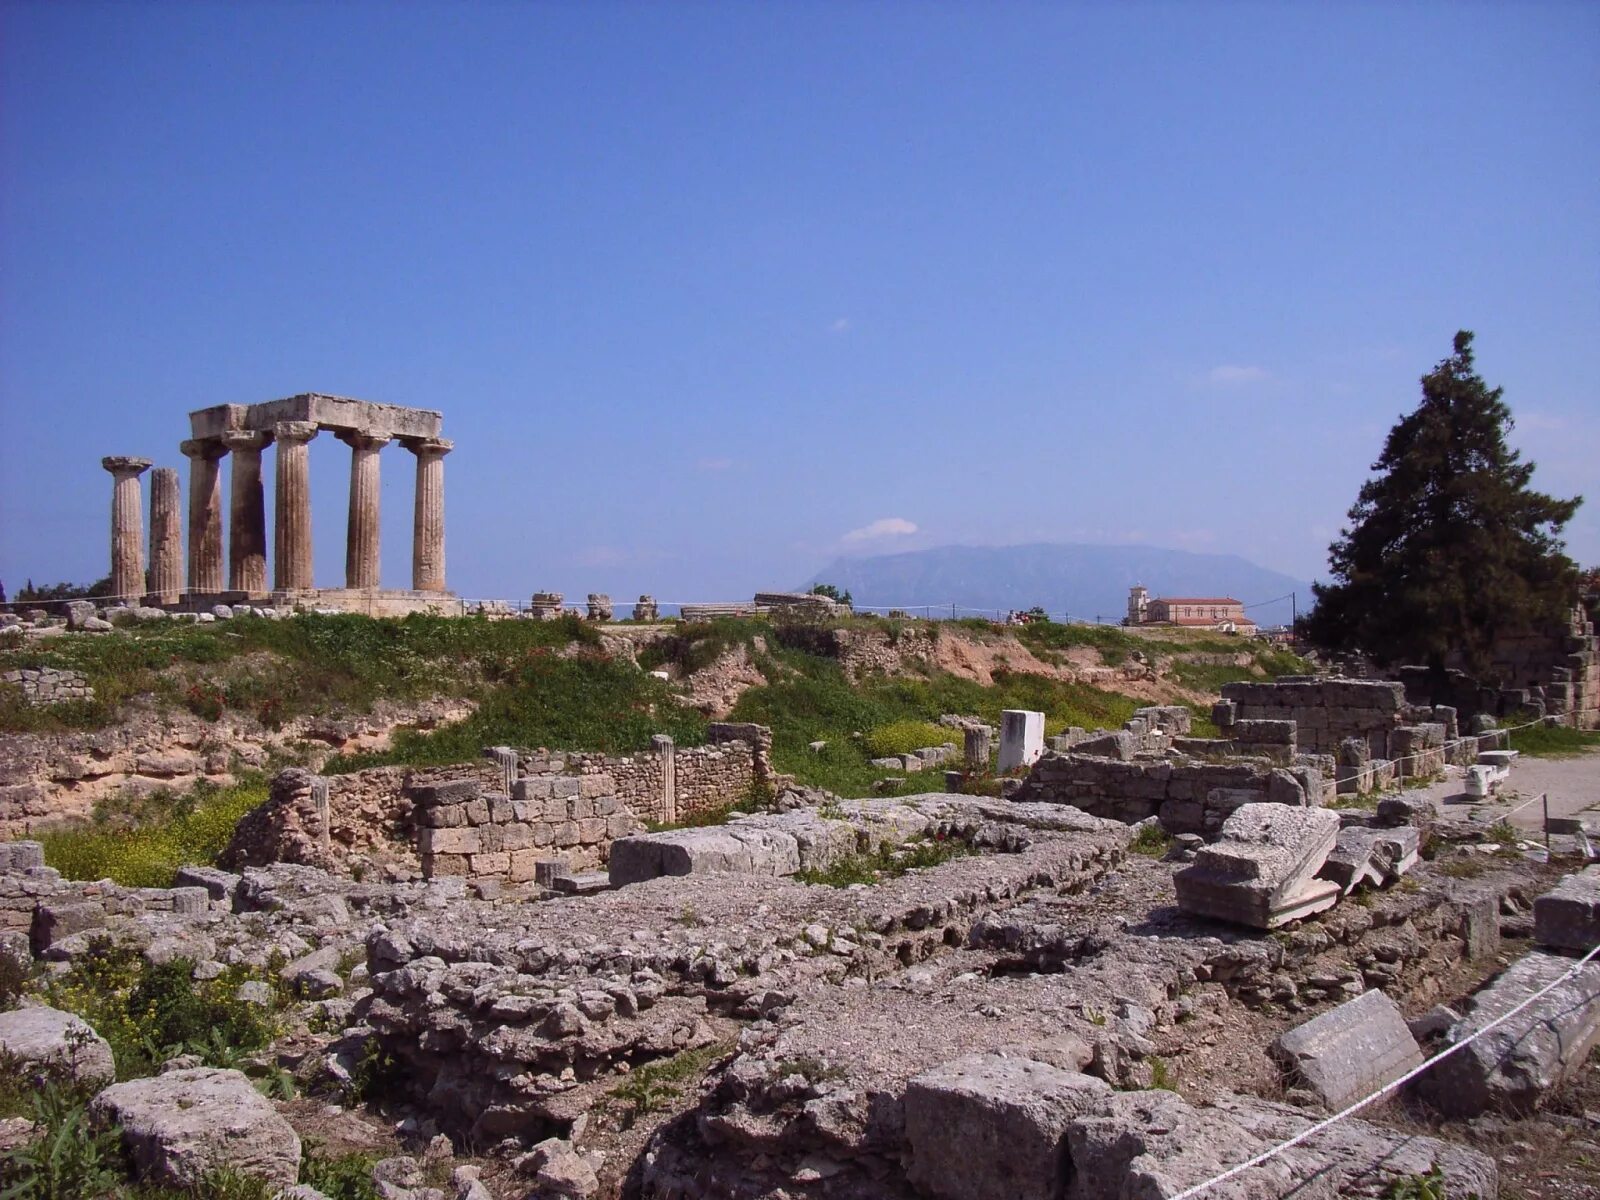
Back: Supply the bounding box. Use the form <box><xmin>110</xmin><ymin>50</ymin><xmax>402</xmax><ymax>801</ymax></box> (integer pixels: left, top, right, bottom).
<box><xmin>2</xmin><ymin>2</ymin><xmax>1596</xmax><ymax>605</ymax></box>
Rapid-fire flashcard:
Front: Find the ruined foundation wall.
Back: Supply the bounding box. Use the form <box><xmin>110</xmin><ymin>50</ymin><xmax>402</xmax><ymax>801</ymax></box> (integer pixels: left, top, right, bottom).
<box><xmin>1017</xmin><ymin>752</ymin><xmax>1325</xmax><ymax>836</ymax></box>
<box><xmin>1218</xmin><ymin>678</ymin><xmax>1406</xmax><ymax>758</ymax></box>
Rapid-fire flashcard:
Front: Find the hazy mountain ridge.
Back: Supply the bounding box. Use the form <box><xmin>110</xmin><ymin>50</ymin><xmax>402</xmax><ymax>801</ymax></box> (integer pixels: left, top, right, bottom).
<box><xmin>804</xmin><ymin>543</ymin><xmax>1313</xmax><ymax>628</ymax></box>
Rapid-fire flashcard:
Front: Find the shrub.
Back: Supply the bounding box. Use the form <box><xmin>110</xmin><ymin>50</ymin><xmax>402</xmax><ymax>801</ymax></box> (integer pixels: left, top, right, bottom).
<box><xmin>43</xmin><ymin>939</ymin><xmax>282</xmax><ymax>1080</ymax></box>
<box><xmin>40</xmin><ymin>776</ymin><xmax>268</xmax><ymax>888</ymax></box>
<box><xmin>0</xmin><ymin>1078</ymin><xmax>124</xmax><ymax>1200</ymax></box>
<box><xmin>300</xmin><ymin>1148</ymin><xmax>380</xmax><ymax>1200</ymax></box>
<box><xmin>863</xmin><ymin>720</ymin><xmax>953</xmax><ymax>759</ymax></box>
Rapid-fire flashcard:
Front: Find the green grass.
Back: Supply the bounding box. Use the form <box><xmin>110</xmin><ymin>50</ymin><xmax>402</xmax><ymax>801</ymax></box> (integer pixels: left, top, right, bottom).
<box><xmin>0</xmin><ymin>611</ymin><xmax>596</xmax><ymax>732</ymax></box>
<box><xmin>608</xmin><ymin>1041</ymin><xmax>732</xmax><ymax>1127</ymax></box>
<box><xmin>863</xmin><ymin>719</ymin><xmax>955</xmax><ymax>758</ymax></box>
<box><xmin>792</xmin><ymin>836</ymin><xmax>974</xmax><ymax>887</ymax></box>
<box><xmin>1128</xmin><ymin>824</ymin><xmax>1173</xmax><ymax>857</ymax></box>
<box><xmin>39</xmin><ymin>775</ymin><xmax>269</xmax><ymax>888</ymax></box>
<box><xmin>325</xmin><ymin>650</ymin><xmax>708</xmax><ymax>771</ymax></box>
<box><xmin>1507</xmin><ymin>721</ymin><xmax>1600</xmax><ymax>758</ymax></box>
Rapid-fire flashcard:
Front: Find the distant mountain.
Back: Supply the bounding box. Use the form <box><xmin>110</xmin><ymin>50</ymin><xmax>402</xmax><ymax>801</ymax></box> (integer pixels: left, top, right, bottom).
<box><xmin>802</xmin><ymin>543</ymin><xmax>1314</xmax><ymax>629</ymax></box>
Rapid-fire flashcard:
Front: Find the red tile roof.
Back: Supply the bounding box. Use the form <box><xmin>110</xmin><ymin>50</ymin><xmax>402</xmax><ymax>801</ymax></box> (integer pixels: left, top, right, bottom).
<box><xmin>1155</xmin><ymin>597</ymin><xmax>1242</xmax><ymax>606</ymax></box>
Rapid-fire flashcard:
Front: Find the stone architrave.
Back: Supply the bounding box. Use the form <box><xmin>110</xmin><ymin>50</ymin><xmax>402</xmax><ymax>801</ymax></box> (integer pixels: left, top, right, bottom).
<box><xmin>221</xmin><ymin>430</ymin><xmax>273</xmax><ymax>596</ymax></box>
<box><xmin>337</xmin><ymin>431</ymin><xmax>390</xmax><ymax>589</ymax></box>
<box><xmin>1174</xmin><ymin>802</ymin><xmax>1342</xmax><ymax>929</ymax></box>
<box><xmin>997</xmin><ymin>709</ymin><xmax>1045</xmax><ymax>773</ymax></box>
<box><xmin>272</xmin><ymin>422</ymin><xmax>318</xmax><ymax>592</ymax></box>
<box><xmin>146</xmin><ymin>467</ymin><xmax>183</xmax><ymax>605</ymax></box>
<box><xmin>405</xmin><ymin>437</ymin><xmax>451</xmax><ymax>592</ymax></box>
<box><xmin>1270</xmin><ymin>989</ymin><xmax>1423</xmax><ymax>1109</ymax></box>
<box><xmin>102</xmin><ymin>456</ymin><xmax>152</xmax><ymax>602</ymax></box>
<box><xmin>179</xmin><ymin>439</ymin><xmax>227</xmax><ymax>594</ymax></box>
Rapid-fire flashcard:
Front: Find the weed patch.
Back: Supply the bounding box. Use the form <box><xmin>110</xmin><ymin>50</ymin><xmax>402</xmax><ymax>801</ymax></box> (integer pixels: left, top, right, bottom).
<box><xmin>793</xmin><ymin>836</ymin><xmax>973</xmax><ymax>887</ymax></box>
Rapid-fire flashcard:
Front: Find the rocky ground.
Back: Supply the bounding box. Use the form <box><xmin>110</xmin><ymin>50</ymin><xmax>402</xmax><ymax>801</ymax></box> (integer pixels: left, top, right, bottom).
<box><xmin>0</xmin><ymin>756</ymin><xmax>1595</xmax><ymax>1198</ymax></box>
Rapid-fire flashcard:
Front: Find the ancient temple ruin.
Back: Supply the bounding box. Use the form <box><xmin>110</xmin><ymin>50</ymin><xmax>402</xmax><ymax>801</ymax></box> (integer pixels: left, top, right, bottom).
<box><xmin>103</xmin><ymin>394</ymin><xmax>458</xmax><ymax>615</ymax></box>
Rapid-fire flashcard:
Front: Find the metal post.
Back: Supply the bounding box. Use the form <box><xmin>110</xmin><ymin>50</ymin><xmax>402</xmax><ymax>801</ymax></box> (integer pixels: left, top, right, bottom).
<box><xmin>1544</xmin><ymin>793</ymin><xmax>1551</xmax><ymax>856</ymax></box>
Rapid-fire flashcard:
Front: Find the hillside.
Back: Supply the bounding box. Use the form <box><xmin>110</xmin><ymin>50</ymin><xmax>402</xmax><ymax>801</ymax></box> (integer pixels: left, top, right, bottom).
<box><xmin>804</xmin><ymin>542</ymin><xmax>1313</xmax><ymax>628</ymax></box>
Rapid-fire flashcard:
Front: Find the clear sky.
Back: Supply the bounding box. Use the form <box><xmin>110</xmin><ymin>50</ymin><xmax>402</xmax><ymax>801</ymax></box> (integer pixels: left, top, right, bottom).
<box><xmin>2</xmin><ymin>1</ymin><xmax>1596</xmax><ymax>604</ymax></box>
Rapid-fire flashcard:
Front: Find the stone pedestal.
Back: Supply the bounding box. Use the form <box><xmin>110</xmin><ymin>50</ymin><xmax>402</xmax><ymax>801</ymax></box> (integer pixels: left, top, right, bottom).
<box><xmin>102</xmin><ymin>457</ymin><xmax>152</xmax><ymax>602</ymax></box>
<box><xmin>338</xmin><ymin>432</ymin><xmax>390</xmax><ymax>589</ymax></box>
<box><xmin>405</xmin><ymin>438</ymin><xmax>451</xmax><ymax>592</ymax></box>
<box><xmin>222</xmin><ymin>430</ymin><xmax>273</xmax><ymax>596</ymax></box>
<box><xmin>146</xmin><ymin>467</ymin><xmax>183</xmax><ymax>605</ymax></box>
<box><xmin>997</xmin><ymin>710</ymin><xmax>1045</xmax><ymax>773</ymax></box>
<box><xmin>272</xmin><ymin>422</ymin><xmax>318</xmax><ymax>592</ymax></box>
<box><xmin>180</xmin><ymin>440</ymin><xmax>227</xmax><ymax>594</ymax></box>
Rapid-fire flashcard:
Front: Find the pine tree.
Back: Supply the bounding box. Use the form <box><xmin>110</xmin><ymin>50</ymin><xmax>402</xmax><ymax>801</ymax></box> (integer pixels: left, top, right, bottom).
<box><xmin>1305</xmin><ymin>331</ymin><xmax>1582</xmax><ymax>681</ymax></box>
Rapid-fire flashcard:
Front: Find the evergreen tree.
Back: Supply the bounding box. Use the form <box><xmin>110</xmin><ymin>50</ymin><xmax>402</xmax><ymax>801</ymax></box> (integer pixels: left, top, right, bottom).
<box><xmin>1305</xmin><ymin>331</ymin><xmax>1581</xmax><ymax>681</ymax></box>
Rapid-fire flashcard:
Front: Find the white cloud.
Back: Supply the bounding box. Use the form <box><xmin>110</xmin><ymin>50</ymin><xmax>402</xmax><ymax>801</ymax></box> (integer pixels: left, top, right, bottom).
<box><xmin>695</xmin><ymin>457</ymin><xmax>734</xmax><ymax>472</ymax></box>
<box><xmin>842</xmin><ymin>516</ymin><xmax>918</xmax><ymax>543</ymax></box>
<box><xmin>830</xmin><ymin>317</ymin><xmax>850</xmax><ymax>334</ymax></box>
<box><xmin>1207</xmin><ymin>364</ymin><xmax>1270</xmax><ymax>385</ymax></box>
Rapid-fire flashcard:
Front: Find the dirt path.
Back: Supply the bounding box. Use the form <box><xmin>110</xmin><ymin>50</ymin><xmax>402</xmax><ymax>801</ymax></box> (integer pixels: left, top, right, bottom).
<box><xmin>1411</xmin><ymin>746</ymin><xmax>1600</xmax><ymax>833</ymax></box>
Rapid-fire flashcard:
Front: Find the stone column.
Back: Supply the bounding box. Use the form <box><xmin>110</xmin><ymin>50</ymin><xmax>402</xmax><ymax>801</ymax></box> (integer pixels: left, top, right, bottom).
<box><xmin>273</xmin><ymin>422</ymin><xmax>318</xmax><ymax>592</ymax></box>
<box><xmin>146</xmin><ymin>468</ymin><xmax>183</xmax><ymax>606</ymax></box>
<box><xmin>653</xmin><ymin>734</ymin><xmax>677</xmax><ymax>825</ymax></box>
<box><xmin>222</xmin><ymin>430</ymin><xmax>273</xmax><ymax>596</ymax></box>
<box><xmin>102</xmin><ymin>457</ymin><xmax>152</xmax><ymax>603</ymax></box>
<box><xmin>338</xmin><ymin>432</ymin><xmax>390</xmax><ymax>590</ymax></box>
<box><xmin>406</xmin><ymin>438</ymin><xmax>452</xmax><ymax>592</ymax></box>
<box><xmin>180</xmin><ymin>439</ymin><xmax>227</xmax><ymax>594</ymax></box>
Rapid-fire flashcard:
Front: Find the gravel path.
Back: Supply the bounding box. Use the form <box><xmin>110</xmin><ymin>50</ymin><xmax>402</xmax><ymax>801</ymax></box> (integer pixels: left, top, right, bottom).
<box><xmin>1410</xmin><ymin>746</ymin><xmax>1600</xmax><ymax>832</ymax></box>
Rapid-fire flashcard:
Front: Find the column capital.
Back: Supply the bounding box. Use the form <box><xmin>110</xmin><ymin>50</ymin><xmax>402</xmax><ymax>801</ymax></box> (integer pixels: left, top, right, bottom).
<box><xmin>274</xmin><ymin>421</ymin><xmax>319</xmax><ymax>444</ymax></box>
<box><xmin>102</xmin><ymin>456</ymin><xmax>152</xmax><ymax>477</ymax></box>
<box><xmin>402</xmin><ymin>437</ymin><xmax>453</xmax><ymax>458</ymax></box>
<box><xmin>180</xmin><ymin>439</ymin><xmax>227</xmax><ymax>462</ymax></box>
<box><xmin>220</xmin><ymin>429</ymin><xmax>274</xmax><ymax>453</ymax></box>
<box><xmin>335</xmin><ymin>430</ymin><xmax>392</xmax><ymax>452</ymax></box>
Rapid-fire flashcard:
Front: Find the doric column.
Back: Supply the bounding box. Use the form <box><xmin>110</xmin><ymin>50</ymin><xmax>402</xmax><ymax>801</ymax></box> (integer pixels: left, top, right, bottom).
<box><xmin>146</xmin><ymin>467</ymin><xmax>183</xmax><ymax>605</ymax></box>
<box><xmin>222</xmin><ymin>430</ymin><xmax>273</xmax><ymax>596</ymax></box>
<box><xmin>102</xmin><ymin>457</ymin><xmax>152</xmax><ymax>603</ymax></box>
<box><xmin>337</xmin><ymin>432</ymin><xmax>390</xmax><ymax>590</ymax></box>
<box><xmin>273</xmin><ymin>422</ymin><xmax>318</xmax><ymax>592</ymax></box>
<box><xmin>406</xmin><ymin>438</ymin><xmax>452</xmax><ymax>592</ymax></box>
<box><xmin>180</xmin><ymin>439</ymin><xmax>227</xmax><ymax>594</ymax></box>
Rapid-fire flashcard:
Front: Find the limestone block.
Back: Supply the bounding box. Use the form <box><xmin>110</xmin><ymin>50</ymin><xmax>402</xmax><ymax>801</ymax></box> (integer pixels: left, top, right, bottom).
<box><xmin>1175</xmin><ymin>803</ymin><xmax>1342</xmax><ymax>929</ymax></box>
<box><xmin>90</xmin><ymin>1067</ymin><xmax>301</xmax><ymax>1187</ymax></box>
<box><xmin>552</xmin><ymin>821</ymin><xmax>580</xmax><ymax>845</ymax></box>
<box><xmin>425</xmin><ymin>853</ymin><xmax>469</xmax><ymax>877</ymax></box>
<box><xmin>1318</xmin><ymin>827</ymin><xmax>1419</xmax><ymax>895</ymax></box>
<box><xmin>0</xmin><ymin>1005</ymin><xmax>115</xmax><ymax>1083</ymax></box>
<box><xmin>173</xmin><ymin>865</ymin><xmax>239</xmax><ymax>901</ymax></box>
<box><xmin>550</xmin><ymin>777</ymin><xmax>580</xmax><ymax>799</ymax></box>
<box><xmin>904</xmin><ymin>1054</ymin><xmax>1112</xmax><ymax>1200</ymax></box>
<box><xmin>470</xmin><ymin>852</ymin><xmax>510</xmax><ymax>875</ymax></box>
<box><xmin>608</xmin><ymin>825</ymin><xmax>801</xmax><ymax>886</ymax></box>
<box><xmin>0</xmin><ymin>842</ymin><xmax>45</xmax><ymax>873</ymax></box>
<box><xmin>1066</xmin><ymin>1088</ymin><xmax>1294</xmax><ymax>1200</ymax></box>
<box><xmin>1269</xmin><ymin>989</ymin><xmax>1422</xmax><ymax>1109</ymax></box>
<box><xmin>507</xmin><ymin>849</ymin><xmax>541</xmax><ymax>882</ymax></box>
<box><xmin>1533</xmin><ymin>867</ymin><xmax>1600</xmax><ymax>953</ymax></box>
<box><xmin>997</xmin><ymin>709</ymin><xmax>1045</xmax><ymax>773</ymax></box>
<box><xmin>418</xmin><ymin>827</ymin><xmax>481</xmax><ymax>856</ymax></box>
<box><xmin>578</xmin><ymin>817</ymin><xmax>608</xmax><ymax>844</ymax></box>
<box><xmin>544</xmin><ymin>796</ymin><xmax>572</xmax><ymax>822</ymax></box>
<box><xmin>512</xmin><ymin>777</ymin><xmax>552</xmax><ymax>801</ymax></box>
<box><xmin>1414</xmin><ymin>949</ymin><xmax>1600</xmax><ymax>1116</ymax></box>
<box><xmin>31</xmin><ymin>900</ymin><xmax>106</xmax><ymax>954</ymax></box>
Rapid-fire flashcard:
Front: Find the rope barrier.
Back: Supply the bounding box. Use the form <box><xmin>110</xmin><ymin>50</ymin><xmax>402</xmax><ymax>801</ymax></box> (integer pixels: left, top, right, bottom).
<box><xmin>1167</xmin><ymin>940</ymin><xmax>1600</xmax><ymax>1199</ymax></box>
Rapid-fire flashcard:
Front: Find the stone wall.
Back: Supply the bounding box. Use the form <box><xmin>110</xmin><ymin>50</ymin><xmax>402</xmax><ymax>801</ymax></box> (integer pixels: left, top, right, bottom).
<box><xmin>1016</xmin><ymin>752</ymin><xmax>1327</xmax><ymax>835</ymax></box>
<box><xmin>412</xmin><ymin>774</ymin><xmax>641</xmax><ymax>880</ymax></box>
<box><xmin>1217</xmin><ymin>679</ymin><xmax>1407</xmax><ymax>758</ymax></box>
<box><xmin>1401</xmin><ymin>606</ymin><xmax>1600</xmax><ymax>730</ymax></box>
<box><xmin>0</xmin><ymin>669</ymin><xmax>93</xmax><ymax>707</ymax></box>
<box><xmin>831</xmin><ymin>625</ymin><xmax>939</xmax><ymax>681</ymax></box>
<box><xmin>0</xmin><ymin>697</ymin><xmax>474</xmax><ymax>836</ymax></box>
